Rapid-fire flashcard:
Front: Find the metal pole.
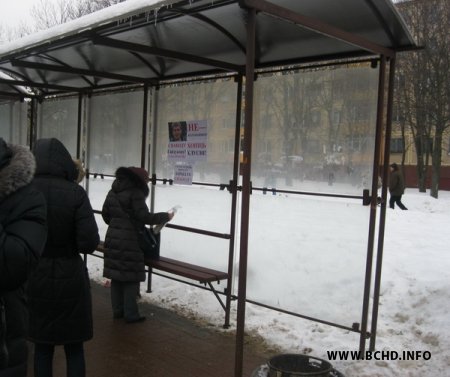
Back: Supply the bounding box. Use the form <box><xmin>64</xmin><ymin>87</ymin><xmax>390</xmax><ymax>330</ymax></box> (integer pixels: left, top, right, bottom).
<box><xmin>224</xmin><ymin>76</ymin><xmax>243</xmax><ymax>329</ymax></box>
<box><xmin>141</xmin><ymin>84</ymin><xmax>149</xmax><ymax>168</ymax></box>
<box><xmin>84</xmin><ymin>94</ymin><xmax>91</xmax><ymax>197</ymax></box>
<box><xmin>234</xmin><ymin>8</ymin><xmax>256</xmax><ymax>377</ymax></box>
<box><xmin>76</xmin><ymin>93</ymin><xmax>83</xmax><ymax>159</ymax></box>
<box><xmin>370</xmin><ymin>55</ymin><xmax>396</xmax><ymax>350</ymax></box>
<box><xmin>150</xmin><ymin>86</ymin><xmax>159</xmax><ymax>212</ymax></box>
<box><xmin>29</xmin><ymin>99</ymin><xmax>36</xmax><ymax>149</ymax></box>
<box><xmin>359</xmin><ymin>56</ymin><xmax>387</xmax><ymax>353</ymax></box>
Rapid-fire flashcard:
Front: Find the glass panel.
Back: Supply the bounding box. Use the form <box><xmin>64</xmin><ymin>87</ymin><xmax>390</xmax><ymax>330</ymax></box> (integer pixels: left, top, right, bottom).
<box><xmin>94</xmin><ymin>213</ymin><xmax>108</xmax><ymax>241</ymax></box>
<box><xmin>88</xmin><ymin>90</ymin><xmax>144</xmax><ymax>175</ymax></box>
<box><xmin>252</xmin><ymin>64</ymin><xmax>379</xmax><ymax>194</ymax></box>
<box><xmin>153</xmin><ymin>184</ymin><xmax>232</xmax><ymax>271</ymax></box>
<box><xmin>246</xmin><ymin>64</ymin><xmax>379</xmax><ymax>326</ymax></box>
<box><xmin>154</xmin><ymin>79</ymin><xmax>238</xmax><ymax>183</ymax></box>
<box><xmin>86</xmin><ymin>176</ymin><xmax>115</xmax><ymax>241</ymax></box>
<box><xmin>152</xmin><ymin>79</ymin><xmax>238</xmax><ymax>274</ymax></box>
<box><xmin>87</xmin><ymin>176</ymin><xmax>114</xmax><ymax>212</ymax></box>
<box><xmin>247</xmin><ymin>193</ymin><xmax>370</xmax><ymax>326</ymax></box>
<box><xmin>152</xmin><ymin>184</ymin><xmax>232</xmax><ymax>235</ymax></box>
<box><xmin>37</xmin><ymin>97</ymin><xmax>79</xmax><ymax>155</ymax></box>
<box><xmin>158</xmin><ymin>228</ymin><xmax>229</xmax><ymax>274</ymax></box>
<box><xmin>0</xmin><ymin>101</ymin><xmax>28</xmax><ymax>145</ymax></box>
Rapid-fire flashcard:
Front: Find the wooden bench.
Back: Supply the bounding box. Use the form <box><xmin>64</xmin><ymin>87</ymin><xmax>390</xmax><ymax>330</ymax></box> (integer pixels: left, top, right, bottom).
<box><xmin>147</xmin><ymin>256</ymin><xmax>228</xmax><ymax>284</ymax></box>
<box><xmin>94</xmin><ymin>242</ymin><xmax>231</xmax><ymax>327</ymax></box>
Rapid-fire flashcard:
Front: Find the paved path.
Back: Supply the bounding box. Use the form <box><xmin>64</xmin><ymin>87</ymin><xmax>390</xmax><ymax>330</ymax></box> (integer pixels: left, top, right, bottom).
<box><xmin>27</xmin><ymin>281</ymin><xmax>272</xmax><ymax>377</ymax></box>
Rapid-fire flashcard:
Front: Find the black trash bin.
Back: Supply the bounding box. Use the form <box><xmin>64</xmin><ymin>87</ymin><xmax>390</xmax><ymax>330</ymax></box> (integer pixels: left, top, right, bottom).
<box><xmin>267</xmin><ymin>354</ymin><xmax>333</xmax><ymax>377</ymax></box>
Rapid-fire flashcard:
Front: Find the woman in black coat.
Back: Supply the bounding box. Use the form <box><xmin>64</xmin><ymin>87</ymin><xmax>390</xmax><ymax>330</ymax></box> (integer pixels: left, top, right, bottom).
<box><xmin>102</xmin><ymin>167</ymin><xmax>173</xmax><ymax>323</ymax></box>
<box><xmin>0</xmin><ymin>138</ymin><xmax>47</xmax><ymax>377</ymax></box>
<box><xmin>28</xmin><ymin>138</ymin><xmax>99</xmax><ymax>377</ymax></box>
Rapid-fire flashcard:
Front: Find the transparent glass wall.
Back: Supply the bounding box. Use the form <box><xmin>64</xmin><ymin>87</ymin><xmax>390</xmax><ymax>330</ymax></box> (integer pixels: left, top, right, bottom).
<box><xmin>153</xmin><ymin>79</ymin><xmax>238</xmax><ymax>269</ymax></box>
<box><xmin>154</xmin><ymin>79</ymin><xmax>238</xmax><ymax>183</ymax></box>
<box><xmin>37</xmin><ymin>97</ymin><xmax>79</xmax><ymax>156</ymax></box>
<box><xmin>251</xmin><ymin>64</ymin><xmax>379</xmax><ymax>195</ymax></box>
<box><xmin>0</xmin><ymin>100</ymin><xmax>28</xmax><ymax>145</ymax></box>
<box><xmin>152</xmin><ymin>184</ymin><xmax>232</xmax><ymax>270</ymax></box>
<box><xmin>88</xmin><ymin>175</ymin><xmax>115</xmax><ymax>238</ymax></box>
<box><xmin>88</xmin><ymin>90</ymin><xmax>144</xmax><ymax>175</ymax></box>
<box><xmin>246</xmin><ymin>64</ymin><xmax>379</xmax><ymax>326</ymax></box>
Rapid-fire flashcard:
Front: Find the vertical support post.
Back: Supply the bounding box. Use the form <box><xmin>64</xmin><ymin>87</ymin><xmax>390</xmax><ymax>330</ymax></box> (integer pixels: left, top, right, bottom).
<box><xmin>84</xmin><ymin>94</ymin><xmax>92</xmax><ymax>197</ymax></box>
<box><xmin>224</xmin><ymin>75</ymin><xmax>243</xmax><ymax>329</ymax></box>
<box><xmin>76</xmin><ymin>93</ymin><xmax>83</xmax><ymax>159</ymax></box>
<box><xmin>235</xmin><ymin>8</ymin><xmax>256</xmax><ymax>377</ymax></box>
<box><xmin>370</xmin><ymin>55</ymin><xmax>396</xmax><ymax>350</ymax></box>
<box><xmin>359</xmin><ymin>56</ymin><xmax>387</xmax><ymax>353</ymax></box>
<box><xmin>9</xmin><ymin>101</ymin><xmax>14</xmax><ymax>142</ymax></box>
<box><xmin>147</xmin><ymin>267</ymin><xmax>153</xmax><ymax>293</ymax></box>
<box><xmin>29</xmin><ymin>98</ymin><xmax>36</xmax><ymax>149</ymax></box>
<box><xmin>150</xmin><ymin>86</ymin><xmax>159</xmax><ymax>212</ymax></box>
<box><xmin>147</xmin><ymin>85</ymin><xmax>158</xmax><ymax>293</ymax></box>
<box><xmin>142</xmin><ymin>83</ymin><xmax>152</xmax><ymax>293</ymax></box>
<box><xmin>141</xmin><ymin>84</ymin><xmax>149</xmax><ymax>168</ymax></box>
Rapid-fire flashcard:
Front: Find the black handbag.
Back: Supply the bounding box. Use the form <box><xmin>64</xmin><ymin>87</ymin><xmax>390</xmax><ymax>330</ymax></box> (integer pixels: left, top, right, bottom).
<box><xmin>137</xmin><ymin>227</ymin><xmax>160</xmax><ymax>260</ymax></box>
<box><xmin>116</xmin><ymin>198</ymin><xmax>161</xmax><ymax>260</ymax></box>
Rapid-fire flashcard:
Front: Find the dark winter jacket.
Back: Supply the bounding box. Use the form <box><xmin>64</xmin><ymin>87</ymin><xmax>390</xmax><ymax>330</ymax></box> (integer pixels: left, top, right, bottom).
<box><xmin>0</xmin><ymin>139</ymin><xmax>47</xmax><ymax>377</ymax></box>
<box><xmin>389</xmin><ymin>165</ymin><xmax>405</xmax><ymax>196</ymax></box>
<box><xmin>102</xmin><ymin>167</ymin><xmax>170</xmax><ymax>282</ymax></box>
<box><xmin>27</xmin><ymin>138</ymin><xmax>99</xmax><ymax>345</ymax></box>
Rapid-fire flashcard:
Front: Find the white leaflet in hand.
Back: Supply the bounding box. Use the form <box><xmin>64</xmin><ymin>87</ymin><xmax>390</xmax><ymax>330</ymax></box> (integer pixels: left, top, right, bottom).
<box><xmin>170</xmin><ymin>205</ymin><xmax>182</xmax><ymax>214</ymax></box>
<box><xmin>153</xmin><ymin>205</ymin><xmax>181</xmax><ymax>234</ymax></box>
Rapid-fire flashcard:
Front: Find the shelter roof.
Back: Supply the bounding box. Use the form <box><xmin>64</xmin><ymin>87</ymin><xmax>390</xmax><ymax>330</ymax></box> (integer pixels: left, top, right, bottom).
<box><xmin>0</xmin><ymin>0</ymin><xmax>416</xmax><ymax>99</ymax></box>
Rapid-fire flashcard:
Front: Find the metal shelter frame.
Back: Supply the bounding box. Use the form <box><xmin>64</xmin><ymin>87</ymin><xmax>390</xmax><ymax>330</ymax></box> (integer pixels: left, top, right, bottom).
<box><xmin>0</xmin><ymin>1</ymin><xmax>416</xmax><ymax>376</ymax></box>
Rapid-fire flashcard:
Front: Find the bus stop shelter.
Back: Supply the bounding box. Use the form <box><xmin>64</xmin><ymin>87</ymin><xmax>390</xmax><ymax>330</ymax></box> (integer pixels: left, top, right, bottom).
<box><xmin>0</xmin><ymin>1</ymin><xmax>416</xmax><ymax>376</ymax></box>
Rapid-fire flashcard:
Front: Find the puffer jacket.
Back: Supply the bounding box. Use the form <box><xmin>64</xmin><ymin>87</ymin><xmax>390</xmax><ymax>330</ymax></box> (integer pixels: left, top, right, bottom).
<box><xmin>0</xmin><ymin>140</ymin><xmax>47</xmax><ymax>377</ymax></box>
<box><xmin>27</xmin><ymin>138</ymin><xmax>99</xmax><ymax>345</ymax></box>
<box><xmin>102</xmin><ymin>167</ymin><xmax>169</xmax><ymax>282</ymax></box>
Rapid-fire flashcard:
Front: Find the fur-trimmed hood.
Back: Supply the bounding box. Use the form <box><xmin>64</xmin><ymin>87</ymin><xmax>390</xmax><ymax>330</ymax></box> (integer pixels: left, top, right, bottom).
<box><xmin>112</xmin><ymin>166</ymin><xmax>150</xmax><ymax>197</ymax></box>
<box><xmin>0</xmin><ymin>141</ymin><xmax>36</xmax><ymax>202</ymax></box>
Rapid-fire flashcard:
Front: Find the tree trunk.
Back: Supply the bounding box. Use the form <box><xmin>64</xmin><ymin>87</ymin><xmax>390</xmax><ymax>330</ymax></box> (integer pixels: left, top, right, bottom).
<box><xmin>414</xmin><ymin>135</ymin><xmax>427</xmax><ymax>192</ymax></box>
<box><xmin>431</xmin><ymin>133</ymin><xmax>443</xmax><ymax>198</ymax></box>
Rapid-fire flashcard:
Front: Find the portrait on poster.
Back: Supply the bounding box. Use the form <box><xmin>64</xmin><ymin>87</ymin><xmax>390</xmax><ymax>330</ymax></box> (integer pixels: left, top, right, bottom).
<box><xmin>168</xmin><ymin>121</ymin><xmax>187</xmax><ymax>142</ymax></box>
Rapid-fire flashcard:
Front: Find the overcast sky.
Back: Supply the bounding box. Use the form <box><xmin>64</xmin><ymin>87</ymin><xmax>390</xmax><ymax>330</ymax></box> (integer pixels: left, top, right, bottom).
<box><xmin>1</xmin><ymin>1</ymin><xmax>38</xmax><ymax>28</ymax></box>
<box><xmin>1</xmin><ymin>0</ymin><xmax>61</xmax><ymax>29</ymax></box>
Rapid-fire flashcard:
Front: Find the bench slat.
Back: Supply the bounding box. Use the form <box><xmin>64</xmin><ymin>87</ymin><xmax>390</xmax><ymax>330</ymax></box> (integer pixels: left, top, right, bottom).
<box><xmin>147</xmin><ymin>258</ymin><xmax>221</xmax><ymax>283</ymax></box>
<box><xmin>96</xmin><ymin>243</ymin><xmax>228</xmax><ymax>284</ymax></box>
<box><xmin>150</xmin><ymin>257</ymin><xmax>228</xmax><ymax>281</ymax></box>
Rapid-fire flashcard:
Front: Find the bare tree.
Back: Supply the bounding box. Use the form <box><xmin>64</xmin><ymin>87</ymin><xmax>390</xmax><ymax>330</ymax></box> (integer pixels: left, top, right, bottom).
<box><xmin>0</xmin><ymin>18</ymin><xmax>34</xmax><ymax>43</ymax></box>
<box><xmin>0</xmin><ymin>0</ymin><xmax>125</xmax><ymax>42</ymax></box>
<box><xmin>31</xmin><ymin>0</ymin><xmax>125</xmax><ymax>30</ymax></box>
<box><xmin>395</xmin><ymin>0</ymin><xmax>450</xmax><ymax>197</ymax></box>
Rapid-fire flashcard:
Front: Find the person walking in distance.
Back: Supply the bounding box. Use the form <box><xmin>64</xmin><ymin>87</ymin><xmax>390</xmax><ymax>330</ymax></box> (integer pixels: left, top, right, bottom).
<box><xmin>389</xmin><ymin>163</ymin><xmax>408</xmax><ymax>210</ymax></box>
<box><xmin>0</xmin><ymin>138</ymin><xmax>47</xmax><ymax>377</ymax></box>
<box><xmin>27</xmin><ymin>138</ymin><xmax>99</xmax><ymax>377</ymax></box>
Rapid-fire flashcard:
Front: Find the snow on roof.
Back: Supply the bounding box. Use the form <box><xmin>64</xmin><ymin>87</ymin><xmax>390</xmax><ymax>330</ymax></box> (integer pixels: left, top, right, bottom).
<box><xmin>0</xmin><ymin>0</ymin><xmax>179</xmax><ymax>58</ymax></box>
<box><xmin>0</xmin><ymin>0</ymin><xmax>417</xmax><ymax>97</ymax></box>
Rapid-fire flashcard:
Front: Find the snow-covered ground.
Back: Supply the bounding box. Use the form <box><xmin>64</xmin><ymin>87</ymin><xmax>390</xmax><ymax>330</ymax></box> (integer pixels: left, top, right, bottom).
<box><xmin>87</xmin><ymin>184</ymin><xmax>450</xmax><ymax>377</ymax></box>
